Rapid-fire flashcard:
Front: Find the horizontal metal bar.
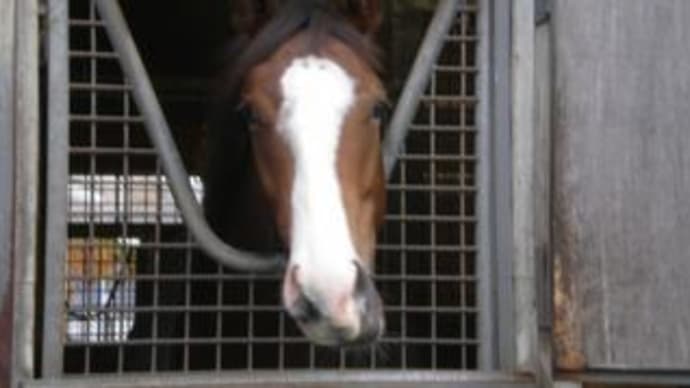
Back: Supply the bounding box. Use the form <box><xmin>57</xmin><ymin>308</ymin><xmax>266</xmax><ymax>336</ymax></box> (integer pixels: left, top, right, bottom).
<box><xmin>418</xmin><ymin>95</ymin><xmax>478</xmax><ymax>106</ymax></box>
<box><xmin>69</xmin><ymin>19</ymin><xmax>105</xmax><ymax>27</ymax></box>
<box><xmin>385</xmin><ymin>214</ymin><xmax>477</xmax><ymax>222</ymax></box>
<box><xmin>70</xmin><ymin>114</ymin><xmax>144</xmax><ymax>123</ymax></box>
<box><xmin>386</xmin><ymin>184</ymin><xmax>478</xmax><ymax>192</ymax></box>
<box><xmin>67</xmin><ymin>219</ymin><xmax>186</xmax><ymax>226</ymax></box>
<box><xmin>62</xmin><ymin>240</ymin><xmax>479</xmax><ymax>253</ymax></box>
<box><xmin>397</xmin><ymin>154</ymin><xmax>477</xmax><ymax>162</ymax></box>
<box><xmin>63</xmin><ymin>274</ymin><xmax>277</xmax><ymax>281</ymax></box>
<box><xmin>64</xmin><ymin>337</ymin><xmax>481</xmax><ymax>347</ymax></box>
<box><xmin>69</xmin><ymin>50</ymin><xmax>119</xmax><ymax>59</ymax></box>
<box><xmin>408</xmin><ymin>124</ymin><xmax>477</xmax><ymax>133</ymax></box>
<box><xmin>95</xmin><ymin>0</ymin><xmax>283</xmax><ymax>272</ymax></box>
<box><xmin>558</xmin><ymin>370</ymin><xmax>690</xmax><ymax>386</ymax></box>
<box><xmin>67</xmin><ymin>240</ymin><xmax>198</xmax><ymax>249</ymax></box>
<box><xmin>377</xmin><ymin>244</ymin><xmax>478</xmax><ymax>252</ymax></box>
<box><xmin>25</xmin><ymin>371</ymin><xmax>533</xmax><ymax>388</ymax></box>
<box><xmin>63</xmin><ymin>273</ymin><xmax>477</xmax><ymax>282</ymax></box>
<box><xmin>376</xmin><ymin>274</ymin><xmax>477</xmax><ymax>281</ymax></box>
<box><xmin>444</xmin><ymin>35</ymin><xmax>480</xmax><ymax>43</ymax></box>
<box><xmin>65</xmin><ymin>305</ymin><xmax>479</xmax><ymax>314</ymax></box>
<box><xmin>433</xmin><ymin>65</ymin><xmax>478</xmax><ymax>73</ymax></box>
<box><xmin>64</xmin><ymin>338</ymin><xmax>316</xmax><ymax>346</ymax></box>
<box><xmin>64</xmin><ymin>214</ymin><xmax>471</xmax><ymax>228</ymax></box>
<box><xmin>70</xmin><ymin>82</ymin><xmax>132</xmax><ymax>91</ymax></box>
<box><xmin>69</xmin><ymin>224</ymin><xmax>475</xmax><ymax>233</ymax></box>
<box><xmin>69</xmin><ymin>147</ymin><xmax>157</xmax><ymax>155</ymax></box>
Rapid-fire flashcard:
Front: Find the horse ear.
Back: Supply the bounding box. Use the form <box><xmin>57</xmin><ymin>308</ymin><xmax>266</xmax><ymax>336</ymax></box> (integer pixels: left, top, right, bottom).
<box><xmin>345</xmin><ymin>0</ymin><xmax>383</xmax><ymax>36</ymax></box>
<box><xmin>231</xmin><ymin>0</ymin><xmax>281</xmax><ymax>36</ymax></box>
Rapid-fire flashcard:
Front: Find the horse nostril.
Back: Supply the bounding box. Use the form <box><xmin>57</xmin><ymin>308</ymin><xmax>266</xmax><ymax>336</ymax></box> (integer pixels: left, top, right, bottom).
<box><xmin>288</xmin><ymin>264</ymin><xmax>300</xmax><ymax>289</ymax></box>
<box><xmin>283</xmin><ymin>264</ymin><xmax>302</xmax><ymax>306</ymax></box>
<box><xmin>293</xmin><ymin>293</ymin><xmax>321</xmax><ymax>324</ymax></box>
<box><xmin>353</xmin><ymin>261</ymin><xmax>374</xmax><ymax>298</ymax></box>
<box><xmin>352</xmin><ymin>261</ymin><xmax>385</xmax><ymax>343</ymax></box>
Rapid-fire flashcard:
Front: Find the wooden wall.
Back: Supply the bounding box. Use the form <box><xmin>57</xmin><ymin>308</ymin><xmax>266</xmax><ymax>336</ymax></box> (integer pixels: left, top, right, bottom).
<box><xmin>552</xmin><ymin>0</ymin><xmax>690</xmax><ymax>371</ymax></box>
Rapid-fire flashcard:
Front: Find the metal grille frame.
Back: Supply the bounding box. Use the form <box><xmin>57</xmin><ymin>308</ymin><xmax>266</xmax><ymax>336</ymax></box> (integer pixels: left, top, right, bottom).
<box><xmin>41</xmin><ymin>0</ymin><xmax>514</xmax><ymax>384</ymax></box>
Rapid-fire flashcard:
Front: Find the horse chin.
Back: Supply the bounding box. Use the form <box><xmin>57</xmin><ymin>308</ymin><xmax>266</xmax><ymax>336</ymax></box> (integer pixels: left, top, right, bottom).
<box><xmin>296</xmin><ymin>313</ymin><xmax>384</xmax><ymax>348</ymax></box>
<box><xmin>297</xmin><ymin>320</ymin><xmax>358</xmax><ymax>347</ymax></box>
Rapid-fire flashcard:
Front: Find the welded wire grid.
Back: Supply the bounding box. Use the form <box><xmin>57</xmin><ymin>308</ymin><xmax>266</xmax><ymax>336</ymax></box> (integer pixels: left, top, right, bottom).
<box><xmin>62</xmin><ymin>0</ymin><xmax>480</xmax><ymax>375</ymax></box>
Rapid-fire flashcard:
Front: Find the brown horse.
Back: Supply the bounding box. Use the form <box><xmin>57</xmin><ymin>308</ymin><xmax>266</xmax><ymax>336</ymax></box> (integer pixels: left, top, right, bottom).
<box><xmin>204</xmin><ymin>0</ymin><xmax>389</xmax><ymax>346</ymax></box>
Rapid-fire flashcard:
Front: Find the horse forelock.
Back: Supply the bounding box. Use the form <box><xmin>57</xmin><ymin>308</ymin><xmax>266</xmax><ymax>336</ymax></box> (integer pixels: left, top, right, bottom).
<box><xmin>213</xmin><ymin>0</ymin><xmax>380</xmax><ymax>106</ymax></box>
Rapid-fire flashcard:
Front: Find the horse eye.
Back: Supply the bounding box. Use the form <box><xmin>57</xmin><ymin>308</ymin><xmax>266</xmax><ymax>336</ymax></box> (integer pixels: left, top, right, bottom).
<box><xmin>237</xmin><ymin>104</ymin><xmax>255</xmax><ymax>123</ymax></box>
<box><xmin>236</xmin><ymin>103</ymin><xmax>262</xmax><ymax>131</ymax></box>
<box><xmin>372</xmin><ymin>102</ymin><xmax>390</xmax><ymax>140</ymax></box>
<box><xmin>372</xmin><ymin>102</ymin><xmax>390</xmax><ymax>124</ymax></box>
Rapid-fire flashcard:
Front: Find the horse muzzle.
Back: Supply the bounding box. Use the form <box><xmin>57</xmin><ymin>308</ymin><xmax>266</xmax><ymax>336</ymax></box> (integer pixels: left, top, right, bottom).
<box><xmin>284</xmin><ymin>261</ymin><xmax>384</xmax><ymax>347</ymax></box>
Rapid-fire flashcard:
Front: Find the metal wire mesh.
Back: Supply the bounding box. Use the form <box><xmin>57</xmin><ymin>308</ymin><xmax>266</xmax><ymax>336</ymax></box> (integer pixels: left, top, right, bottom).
<box><xmin>61</xmin><ymin>0</ymin><xmax>480</xmax><ymax>375</ymax></box>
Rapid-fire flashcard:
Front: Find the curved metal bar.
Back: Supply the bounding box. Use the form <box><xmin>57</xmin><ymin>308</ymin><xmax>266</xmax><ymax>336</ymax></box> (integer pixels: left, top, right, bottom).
<box><xmin>383</xmin><ymin>0</ymin><xmax>461</xmax><ymax>179</ymax></box>
<box><xmin>95</xmin><ymin>0</ymin><xmax>458</xmax><ymax>272</ymax></box>
<box><xmin>95</xmin><ymin>0</ymin><xmax>284</xmax><ymax>272</ymax></box>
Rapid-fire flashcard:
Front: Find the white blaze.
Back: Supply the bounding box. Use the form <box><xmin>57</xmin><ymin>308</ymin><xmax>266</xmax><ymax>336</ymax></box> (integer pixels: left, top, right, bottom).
<box><xmin>279</xmin><ymin>56</ymin><xmax>357</xmax><ymax>308</ymax></box>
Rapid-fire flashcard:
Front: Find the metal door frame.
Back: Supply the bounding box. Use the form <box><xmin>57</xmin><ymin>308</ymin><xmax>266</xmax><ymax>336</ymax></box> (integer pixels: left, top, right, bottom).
<box><xmin>2</xmin><ymin>0</ymin><xmax>41</xmax><ymax>387</ymax></box>
<box><xmin>36</xmin><ymin>0</ymin><xmax>529</xmax><ymax>386</ymax></box>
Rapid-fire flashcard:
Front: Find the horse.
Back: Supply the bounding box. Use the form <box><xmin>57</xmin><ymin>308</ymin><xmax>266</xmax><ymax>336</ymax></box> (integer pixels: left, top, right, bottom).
<box><xmin>203</xmin><ymin>0</ymin><xmax>389</xmax><ymax>347</ymax></box>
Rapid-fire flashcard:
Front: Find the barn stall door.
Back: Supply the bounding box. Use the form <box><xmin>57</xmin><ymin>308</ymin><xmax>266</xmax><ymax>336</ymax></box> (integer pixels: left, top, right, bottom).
<box><xmin>39</xmin><ymin>0</ymin><xmax>523</xmax><ymax>386</ymax></box>
<box><xmin>552</xmin><ymin>0</ymin><xmax>690</xmax><ymax>373</ymax></box>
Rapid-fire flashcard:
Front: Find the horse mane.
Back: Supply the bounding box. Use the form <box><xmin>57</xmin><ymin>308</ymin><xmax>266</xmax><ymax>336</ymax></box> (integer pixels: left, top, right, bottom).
<box><xmin>203</xmin><ymin>0</ymin><xmax>380</xmax><ymax>248</ymax></box>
